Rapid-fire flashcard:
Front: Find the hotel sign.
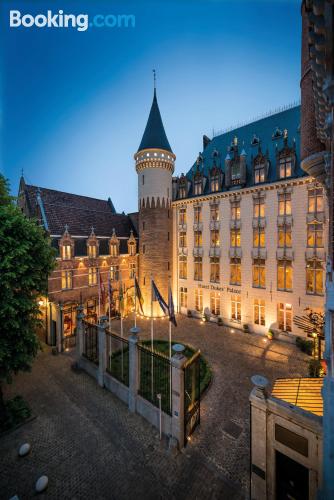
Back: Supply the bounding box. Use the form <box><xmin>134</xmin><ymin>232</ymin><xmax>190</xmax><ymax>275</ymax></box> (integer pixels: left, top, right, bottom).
<box><xmin>197</xmin><ymin>283</ymin><xmax>241</xmax><ymax>294</ymax></box>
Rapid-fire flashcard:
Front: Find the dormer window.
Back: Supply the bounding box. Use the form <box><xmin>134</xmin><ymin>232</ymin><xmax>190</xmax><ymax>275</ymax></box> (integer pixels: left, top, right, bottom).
<box><xmin>110</xmin><ymin>243</ymin><xmax>118</xmax><ymax>257</ymax></box>
<box><xmin>210</xmin><ymin>174</ymin><xmax>220</xmax><ymax>192</ymax></box>
<box><xmin>231</xmin><ymin>162</ymin><xmax>241</xmax><ymax>183</ymax></box>
<box><xmin>179</xmin><ymin>185</ymin><xmax>186</xmax><ymax>199</ymax></box>
<box><xmin>62</xmin><ymin>244</ymin><xmax>71</xmax><ymax>260</ymax></box>
<box><xmin>194</xmin><ymin>177</ymin><xmax>203</xmax><ymax>195</ymax></box>
<box><xmin>254</xmin><ymin>163</ymin><xmax>265</xmax><ymax>184</ymax></box>
<box><xmin>279</xmin><ymin>155</ymin><xmax>292</xmax><ymax>179</ymax></box>
<box><xmin>88</xmin><ymin>244</ymin><xmax>97</xmax><ymax>258</ymax></box>
<box><xmin>128</xmin><ymin>241</ymin><xmax>136</xmax><ymax>256</ymax></box>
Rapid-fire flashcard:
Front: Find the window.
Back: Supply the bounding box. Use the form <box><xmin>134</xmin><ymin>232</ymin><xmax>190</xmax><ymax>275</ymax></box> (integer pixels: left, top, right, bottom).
<box><xmin>231</xmin><ymin>162</ymin><xmax>241</xmax><ymax>181</ymax></box>
<box><xmin>230</xmin><ymin>258</ymin><xmax>241</xmax><ymax>285</ymax></box>
<box><xmin>254</xmin><ymin>164</ymin><xmax>265</xmax><ymax>184</ymax></box>
<box><xmin>253</xmin><ymin>227</ymin><xmax>265</xmax><ymax>248</ymax></box>
<box><xmin>62</xmin><ymin>244</ymin><xmax>71</xmax><ymax>260</ymax></box>
<box><xmin>179</xmin><ymin>208</ymin><xmax>187</xmax><ymax>225</ymax></box>
<box><xmin>210</xmin><ymin>175</ymin><xmax>220</xmax><ymax>192</ymax></box>
<box><xmin>88</xmin><ymin>267</ymin><xmax>97</xmax><ymax>286</ymax></box>
<box><xmin>179</xmin><ymin>231</ymin><xmax>187</xmax><ymax>248</ymax></box>
<box><xmin>278</xmin><ymin>192</ymin><xmax>292</xmax><ymax>215</ymax></box>
<box><xmin>210</xmin><ymin>204</ymin><xmax>219</xmax><ymax>221</ymax></box>
<box><xmin>231</xmin><ymin>295</ymin><xmax>241</xmax><ymax>322</ymax></box>
<box><xmin>194</xmin><ymin>206</ymin><xmax>202</xmax><ymax>224</ymax></box>
<box><xmin>279</xmin><ymin>156</ymin><xmax>292</xmax><ymax>179</ymax></box>
<box><xmin>254</xmin><ymin>299</ymin><xmax>265</xmax><ymax>326</ymax></box>
<box><xmin>308</xmin><ymin>188</ymin><xmax>324</xmax><ymax>213</ymax></box>
<box><xmin>142</xmin><ymin>175</ymin><xmax>145</xmax><ymax>185</ymax></box>
<box><xmin>211</xmin><ymin>229</ymin><xmax>219</xmax><ymax>247</ymax></box>
<box><xmin>306</xmin><ymin>260</ymin><xmax>324</xmax><ymax>295</ymax></box>
<box><xmin>180</xmin><ymin>287</ymin><xmax>187</xmax><ymax>308</ymax></box>
<box><xmin>179</xmin><ymin>256</ymin><xmax>187</xmax><ymax>279</ymax></box>
<box><xmin>194</xmin><ymin>257</ymin><xmax>203</xmax><ymax>281</ymax></box>
<box><xmin>61</xmin><ymin>270</ymin><xmax>72</xmax><ymax>289</ymax></box>
<box><xmin>128</xmin><ymin>241</ymin><xmax>136</xmax><ymax>256</ymax></box>
<box><xmin>194</xmin><ymin>230</ymin><xmax>202</xmax><ymax>247</ymax></box>
<box><xmin>278</xmin><ymin>225</ymin><xmax>292</xmax><ymax>248</ymax></box>
<box><xmin>179</xmin><ymin>186</ymin><xmax>186</xmax><ymax>199</ymax></box>
<box><xmin>210</xmin><ymin>257</ymin><xmax>220</xmax><ymax>283</ymax></box>
<box><xmin>253</xmin><ymin>197</ymin><xmax>265</xmax><ymax>218</ymax></box>
<box><xmin>277</xmin><ymin>260</ymin><xmax>293</xmax><ymax>291</ymax></box>
<box><xmin>129</xmin><ymin>262</ymin><xmax>136</xmax><ymax>279</ymax></box>
<box><xmin>195</xmin><ymin>289</ymin><xmax>203</xmax><ymax>312</ymax></box>
<box><xmin>253</xmin><ymin>259</ymin><xmax>266</xmax><ymax>288</ymax></box>
<box><xmin>194</xmin><ymin>178</ymin><xmax>203</xmax><ymax>195</ymax></box>
<box><xmin>88</xmin><ymin>244</ymin><xmax>97</xmax><ymax>258</ymax></box>
<box><xmin>230</xmin><ymin>228</ymin><xmax>241</xmax><ymax>247</ymax></box>
<box><xmin>278</xmin><ymin>303</ymin><xmax>292</xmax><ymax>332</ymax></box>
<box><xmin>110</xmin><ymin>243</ymin><xmax>119</xmax><ymax>257</ymax></box>
<box><xmin>231</xmin><ymin>202</ymin><xmax>240</xmax><ymax>220</ymax></box>
<box><xmin>210</xmin><ymin>291</ymin><xmax>221</xmax><ymax>316</ymax></box>
<box><xmin>307</xmin><ymin>223</ymin><xmax>324</xmax><ymax>248</ymax></box>
<box><xmin>110</xmin><ymin>265</ymin><xmax>119</xmax><ymax>281</ymax></box>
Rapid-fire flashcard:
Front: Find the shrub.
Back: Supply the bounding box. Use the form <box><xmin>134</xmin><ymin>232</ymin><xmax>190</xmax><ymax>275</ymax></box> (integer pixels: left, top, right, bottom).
<box><xmin>308</xmin><ymin>359</ymin><xmax>324</xmax><ymax>378</ymax></box>
<box><xmin>1</xmin><ymin>396</ymin><xmax>31</xmax><ymax>432</ymax></box>
<box><xmin>296</xmin><ymin>337</ymin><xmax>313</xmax><ymax>356</ymax></box>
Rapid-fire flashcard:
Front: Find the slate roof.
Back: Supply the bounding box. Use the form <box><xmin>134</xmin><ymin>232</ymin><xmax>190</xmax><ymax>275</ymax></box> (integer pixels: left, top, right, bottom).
<box><xmin>23</xmin><ymin>184</ymin><xmax>138</xmax><ymax>239</ymax></box>
<box><xmin>183</xmin><ymin>105</ymin><xmax>303</xmax><ymax>196</ymax></box>
<box><xmin>138</xmin><ymin>89</ymin><xmax>173</xmax><ymax>153</ymax></box>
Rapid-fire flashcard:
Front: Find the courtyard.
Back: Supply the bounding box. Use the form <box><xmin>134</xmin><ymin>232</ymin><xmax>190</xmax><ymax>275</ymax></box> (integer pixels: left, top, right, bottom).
<box><xmin>0</xmin><ymin>315</ymin><xmax>309</xmax><ymax>499</ymax></box>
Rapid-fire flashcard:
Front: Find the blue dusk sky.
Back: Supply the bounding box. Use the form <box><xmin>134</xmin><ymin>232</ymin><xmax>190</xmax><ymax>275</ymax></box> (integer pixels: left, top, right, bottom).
<box><xmin>0</xmin><ymin>0</ymin><xmax>301</xmax><ymax>214</ymax></box>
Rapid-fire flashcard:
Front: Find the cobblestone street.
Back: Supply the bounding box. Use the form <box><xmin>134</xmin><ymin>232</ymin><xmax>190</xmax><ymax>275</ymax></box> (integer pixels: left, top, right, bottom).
<box><xmin>0</xmin><ymin>315</ymin><xmax>309</xmax><ymax>499</ymax></box>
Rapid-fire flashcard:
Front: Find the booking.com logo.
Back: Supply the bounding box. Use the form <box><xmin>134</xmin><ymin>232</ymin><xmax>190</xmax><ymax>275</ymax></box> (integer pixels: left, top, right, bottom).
<box><xmin>9</xmin><ymin>10</ymin><xmax>136</xmax><ymax>32</ymax></box>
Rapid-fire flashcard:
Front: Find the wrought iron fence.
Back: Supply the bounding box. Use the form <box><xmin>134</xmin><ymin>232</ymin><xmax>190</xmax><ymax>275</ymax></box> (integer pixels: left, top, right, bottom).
<box><xmin>184</xmin><ymin>351</ymin><xmax>201</xmax><ymax>445</ymax></box>
<box><xmin>82</xmin><ymin>320</ymin><xmax>99</xmax><ymax>365</ymax></box>
<box><xmin>105</xmin><ymin>329</ymin><xmax>129</xmax><ymax>387</ymax></box>
<box><xmin>138</xmin><ymin>344</ymin><xmax>172</xmax><ymax>416</ymax></box>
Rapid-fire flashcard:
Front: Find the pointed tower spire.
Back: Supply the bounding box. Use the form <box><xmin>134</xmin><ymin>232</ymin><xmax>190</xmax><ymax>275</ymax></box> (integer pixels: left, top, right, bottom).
<box><xmin>137</xmin><ymin>79</ymin><xmax>173</xmax><ymax>153</ymax></box>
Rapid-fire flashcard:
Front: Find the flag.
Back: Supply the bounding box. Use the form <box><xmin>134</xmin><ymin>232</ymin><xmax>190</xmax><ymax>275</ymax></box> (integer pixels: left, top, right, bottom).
<box><xmin>135</xmin><ymin>276</ymin><xmax>144</xmax><ymax>314</ymax></box>
<box><xmin>152</xmin><ymin>280</ymin><xmax>168</xmax><ymax>316</ymax></box>
<box><xmin>99</xmin><ymin>270</ymin><xmax>106</xmax><ymax>305</ymax></box>
<box><xmin>168</xmin><ymin>285</ymin><xmax>177</xmax><ymax>327</ymax></box>
<box><xmin>119</xmin><ymin>281</ymin><xmax>124</xmax><ymax>313</ymax></box>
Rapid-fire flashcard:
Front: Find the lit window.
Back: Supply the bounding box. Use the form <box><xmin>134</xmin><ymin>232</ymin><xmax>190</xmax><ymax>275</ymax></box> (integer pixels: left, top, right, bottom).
<box><xmin>210</xmin><ymin>291</ymin><xmax>221</xmax><ymax>316</ymax></box>
<box><xmin>253</xmin><ymin>227</ymin><xmax>265</xmax><ymax>248</ymax></box>
<box><xmin>254</xmin><ymin>164</ymin><xmax>265</xmax><ymax>184</ymax></box>
<box><xmin>253</xmin><ymin>197</ymin><xmax>265</xmax><ymax>218</ymax></box>
<box><xmin>231</xmin><ymin>295</ymin><xmax>241</xmax><ymax>322</ymax></box>
<box><xmin>254</xmin><ymin>299</ymin><xmax>265</xmax><ymax>326</ymax></box>
<box><xmin>278</xmin><ymin>303</ymin><xmax>292</xmax><ymax>332</ymax></box>
<box><xmin>179</xmin><ymin>231</ymin><xmax>187</xmax><ymax>248</ymax></box>
<box><xmin>88</xmin><ymin>267</ymin><xmax>97</xmax><ymax>286</ymax></box>
<box><xmin>110</xmin><ymin>265</ymin><xmax>119</xmax><ymax>281</ymax></box>
<box><xmin>194</xmin><ymin>178</ymin><xmax>203</xmax><ymax>195</ymax></box>
<box><xmin>110</xmin><ymin>243</ymin><xmax>119</xmax><ymax>257</ymax></box>
<box><xmin>308</xmin><ymin>188</ymin><xmax>324</xmax><ymax>213</ymax></box>
<box><xmin>180</xmin><ymin>287</ymin><xmax>187</xmax><ymax>308</ymax></box>
<box><xmin>278</xmin><ymin>225</ymin><xmax>292</xmax><ymax>248</ymax></box>
<box><xmin>62</xmin><ymin>244</ymin><xmax>71</xmax><ymax>260</ymax></box>
<box><xmin>129</xmin><ymin>262</ymin><xmax>136</xmax><ymax>279</ymax></box>
<box><xmin>179</xmin><ymin>208</ymin><xmax>187</xmax><ymax>225</ymax></box>
<box><xmin>210</xmin><ymin>204</ymin><xmax>219</xmax><ymax>221</ymax></box>
<box><xmin>61</xmin><ymin>270</ymin><xmax>72</xmax><ymax>290</ymax></box>
<box><xmin>194</xmin><ymin>206</ymin><xmax>202</xmax><ymax>224</ymax></box>
<box><xmin>88</xmin><ymin>244</ymin><xmax>97</xmax><ymax>258</ymax></box>
<box><xmin>230</xmin><ymin>258</ymin><xmax>241</xmax><ymax>285</ymax></box>
<box><xmin>306</xmin><ymin>260</ymin><xmax>324</xmax><ymax>295</ymax></box>
<box><xmin>277</xmin><ymin>260</ymin><xmax>293</xmax><ymax>291</ymax></box>
<box><xmin>195</xmin><ymin>289</ymin><xmax>203</xmax><ymax>312</ymax></box>
<box><xmin>230</xmin><ymin>228</ymin><xmax>241</xmax><ymax>247</ymax></box>
<box><xmin>210</xmin><ymin>175</ymin><xmax>220</xmax><ymax>192</ymax></box>
<box><xmin>278</xmin><ymin>192</ymin><xmax>292</xmax><ymax>215</ymax></box>
<box><xmin>253</xmin><ymin>259</ymin><xmax>266</xmax><ymax>288</ymax></box>
<box><xmin>194</xmin><ymin>257</ymin><xmax>203</xmax><ymax>281</ymax></box>
<box><xmin>231</xmin><ymin>202</ymin><xmax>240</xmax><ymax>220</ymax></box>
<box><xmin>307</xmin><ymin>223</ymin><xmax>324</xmax><ymax>248</ymax></box>
<box><xmin>279</xmin><ymin>156</ymin><xmax>292</xmax><ymax>179</ymax></box>
<box><xmin>210</xmin><ymin>230</ymin><xmax>219</xmax><ymax>247</ymax></box>
<box><xmin>210</xmin><ymin>257</ymin><xmax>220</xmax><ymax>283</ymax></box>
<box><xmin>194</xmin><ymin>230</ymin><xmax>202</xmax><ymax>247</ymax></box>
<box><xmin>179</xmin><ymin>256</ymin><xmax>187</xmax><ymax>279</ymax></box>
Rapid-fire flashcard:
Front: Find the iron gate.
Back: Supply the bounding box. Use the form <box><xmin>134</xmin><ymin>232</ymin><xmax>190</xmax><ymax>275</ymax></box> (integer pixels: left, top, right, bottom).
<box><xmin>183</xmin><ymin>350</ymin><xmax>201</xmax><ymax>446</ymax></box>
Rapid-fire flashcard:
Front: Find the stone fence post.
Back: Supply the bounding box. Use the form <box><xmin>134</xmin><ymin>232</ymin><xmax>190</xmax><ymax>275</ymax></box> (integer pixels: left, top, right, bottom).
<box><xmin>170</xmin><ymin>351</ymin><xmax>187</xmax><ymax>450</ymax></box>
<box><xmin>76</xmin><ymin>305</ymin><xmax>85</xmax><ymax>362</ymax></box>
<box><xmin>98</xmin><ymin>316</ymin><xmax>108</xmax><ymax>388</ymax></box>
<box><xmin>128</xmin><ymin>326</ymin><xmax>140</xmax><ymax>413</ymax></box>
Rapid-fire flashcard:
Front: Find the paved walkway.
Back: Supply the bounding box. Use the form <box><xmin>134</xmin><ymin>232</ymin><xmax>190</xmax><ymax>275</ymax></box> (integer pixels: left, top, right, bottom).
<box><xmin>0</xmin><ymin>316</ymin><xmax>309</xmax><ymax>499</ymax></box>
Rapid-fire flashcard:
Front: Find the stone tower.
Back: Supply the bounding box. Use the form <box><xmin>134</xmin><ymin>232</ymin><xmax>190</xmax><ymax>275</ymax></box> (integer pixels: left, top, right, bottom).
<box><xmin>135</xmin><ymin>88</ymin><xmax>175</xmax><ymax>316</ymax></box>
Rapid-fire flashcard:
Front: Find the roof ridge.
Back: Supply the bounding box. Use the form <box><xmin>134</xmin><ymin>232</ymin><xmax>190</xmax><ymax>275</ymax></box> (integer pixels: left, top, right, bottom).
<box><xmin>42</xmin><ymin>201</ymin><xmax>128</xmax><ymax>216</ymax></box>
<box><xmin>212</xmin><ymin>101</ymin><xmax>301</xmax><ymax>138</ymax></box>
<box><xmin>26</xmin><ymin>184</ymin><xmax>111</xmax><ymax>205</ymax></box>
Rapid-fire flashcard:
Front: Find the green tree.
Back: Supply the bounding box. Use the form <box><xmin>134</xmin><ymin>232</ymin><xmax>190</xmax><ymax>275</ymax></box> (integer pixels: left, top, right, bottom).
<box><xmin>0</xmin><ymin>174</ymin><xmax>55</xmax><ymax>424</ymax></box>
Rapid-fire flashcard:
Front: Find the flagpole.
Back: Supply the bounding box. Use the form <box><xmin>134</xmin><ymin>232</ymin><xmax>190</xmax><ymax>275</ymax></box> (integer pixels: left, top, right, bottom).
<box><xmin>108</xmin><ymin>275</ymin><xmax>111</xmax><ymax>331</ymax></box>
<box><xmin>120</xmin><ymin>272</ymin><xmax>124</xmax><ymax>381</ymax></box>
<box><xmin>151</xmin><ymin>274</ymin><xmax>154</xmax><ymax>400</ymax></box>
<box><xmin>168</xmin><ymin>277</ymin><xmax>172</xmax><ymax>415</ymax></box>
<box><xmin>98</xmin><ymin>268</ymin><xmax>101</xmax><ymax>324</ymax></box>
<box><xmin>134</xmin><ymin>272</ymin><xmax>137</xmax><ymax>328</ymax></box>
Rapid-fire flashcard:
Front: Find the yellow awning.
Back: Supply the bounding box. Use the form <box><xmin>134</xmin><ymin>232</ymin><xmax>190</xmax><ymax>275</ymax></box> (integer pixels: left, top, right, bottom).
<box><xmin>271</xmin><ymin>378</ymin><xmax>323</xmax><ymax>417</ymax></box>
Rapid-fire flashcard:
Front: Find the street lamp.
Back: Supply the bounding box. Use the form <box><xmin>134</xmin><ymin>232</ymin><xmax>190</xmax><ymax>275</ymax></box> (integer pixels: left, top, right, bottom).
<box><xmin>312</xmin><ymin>329</ymin><xmax>319</xmax><ymax>360</ymax></box>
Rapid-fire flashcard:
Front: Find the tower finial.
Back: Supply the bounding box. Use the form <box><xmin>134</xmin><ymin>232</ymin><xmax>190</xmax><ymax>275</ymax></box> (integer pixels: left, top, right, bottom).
<box><xmin>152</xmin><ymin>69</ymin><xmax>156</xmax><ymax>91</ymax></box>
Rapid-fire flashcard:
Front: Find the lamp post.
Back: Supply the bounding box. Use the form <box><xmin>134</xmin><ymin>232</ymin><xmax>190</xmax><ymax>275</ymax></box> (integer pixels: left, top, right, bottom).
<box><xmin>312</xmin><ymin>329</ymin><xmax>319</xmax><ymax>361</ymax></box>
